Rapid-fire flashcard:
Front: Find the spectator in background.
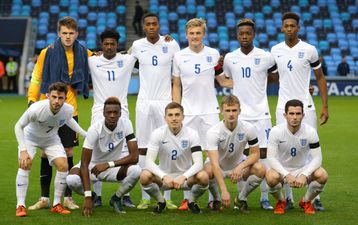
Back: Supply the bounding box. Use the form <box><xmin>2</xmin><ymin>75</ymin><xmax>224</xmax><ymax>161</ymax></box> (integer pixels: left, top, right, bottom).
<box><xmin>132</xmin><ymin>1</ymin><xmax>144</xmax><ymax>36</ymax></box>
<box><xmin>0</xmin><ymin>59</ymin><xmax>5</xmax><ymax>92</ymax></box>
<box><xmin>319</xmin><ymin>56</ymin><xmax>327</xmax><ymax>75</ymax></box>
<box><xmin>6</xmin><ymin>56</ymin><xmax>18</xmax><ymax>92</ymax></box>
<box><xmin>25</xmin><ymin>55</ymin><xmax>38</xmax><ymax>89</ymax></box>
<box><xmin>337</xmin><ymin>56</ymin><xmax>350</xmax><ymax>76</ymax></box>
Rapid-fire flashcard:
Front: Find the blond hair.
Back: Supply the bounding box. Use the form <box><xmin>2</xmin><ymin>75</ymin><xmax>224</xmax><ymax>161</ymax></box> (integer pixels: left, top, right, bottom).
<box><xmin>185</xmin><ymin>18</ymin><xmax>206</xmax><ymax>33</ymax></box>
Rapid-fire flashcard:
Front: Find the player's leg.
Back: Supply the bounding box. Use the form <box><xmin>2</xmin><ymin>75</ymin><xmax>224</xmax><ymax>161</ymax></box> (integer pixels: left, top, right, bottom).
<box><xmin>236</xmin><ymin>162</ymin><xmax>265</xmax><ymax>213</ymax></box>
<box><xmin>50</xmin><ymin>153</ymin><xmax>70</xmax><ymax>215</ymax></box>
<box><xmin>266</xmin><ymin>169</ymin><xmax>285</xmax><ymax>214</ymax></box>
<box><xmin>187</xmin><ymin>170</ymin><xmax>209</xmax><ymax>214</ymax></box>
<box><xmin>66</xmin><ymin>164</ymin><xmax>83</xmax><ymax>196</ymax></box>
<box><xmin>204</xmin><ymin>161</ymin><xmax>223</xmax><ymax>211</ymax></box>
<box><xmin>119</xmin><ymin>143</ymin><xmax>136</xmax><ymax>208</ymax></box>
<box><xmin>136</xmin><ymin>101</ymin><xmax>152</xmax><ymax>209</ymax></box>
<box><xmin>299</xmin><ymin>167</ymin><xmax>328</xmax><ymax>214</ymax></box>
<box><xmin>140</xmin><ymin>169</ymin><xmax>166</xmax><ymax>214</ymax></box>
<box><xmin>105</xmin><ymin>164</ymin><xmax>141</xmax><ymax>213</ymax></box>
<box><xmin>60</xmin><ymin>116</ymin><xmax>80</xmax><ymax>210</ymax></box>
<box><xmin>16</xmin><ymin>142</ymin><xmax>36</xmax><ymax>217</ymax></box>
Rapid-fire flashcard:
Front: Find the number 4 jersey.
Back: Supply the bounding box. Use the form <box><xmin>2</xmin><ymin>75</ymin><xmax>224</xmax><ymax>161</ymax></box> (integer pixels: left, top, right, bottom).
<box><xmin>223</xmin><ymin>47</ymin><xmax>277</xmax><ymax>120</ymax></box>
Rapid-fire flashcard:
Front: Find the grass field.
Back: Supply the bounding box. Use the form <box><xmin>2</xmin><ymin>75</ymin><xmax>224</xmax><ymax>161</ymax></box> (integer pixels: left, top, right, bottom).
<box><xmin>0</xmin><ymin>95</ymin><xmax>357</xmax><ymax>225</ymax></box>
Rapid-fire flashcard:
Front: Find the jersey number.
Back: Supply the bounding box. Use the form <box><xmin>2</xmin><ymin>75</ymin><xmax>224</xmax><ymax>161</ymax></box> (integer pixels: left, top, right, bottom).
<box><xmin>107</xmin><ymin>70</ymin><xmax>115</xmax><ymax>81</ymax></box>
<box><xmin>152</xmin><ymin>55</ymin><xmax>158</xmax><ymax>66</ymax></box>
<box><xmin>108</xmin><ymin>142</ymin><xmax>114</xmax><ymax>152</ymax></box>
<box><xmin>46</xmin><ymin>126</ymin><xmax>54</xmax><ymax>133</ymax></box>
<box><xmin>171</xmin><ymin>150</ymin><xmax>178</xmax><ymax>160</ymax></box>
<box><xmin>228</xmin><ymin>143</ymin><xmax>234</xmax><ymax>153</ymax></box>
<box><xmin>241</xmin><ymin>67</ymin><xmax>251</xmax><ymax>78</ymax></box>
<box><xmin>290</xmin><ymin>147</ymin><xmax>297</xmax><ymax>157</ymax></box>
<box><xmin>195</xmin><ymin>64</ymin><xmax>201</xmax><ymax>74</ymax></box>
<box><xmin>287</xmin><ymin>60</ymin><xmax>293</xmax><ymax>71</ymax></box>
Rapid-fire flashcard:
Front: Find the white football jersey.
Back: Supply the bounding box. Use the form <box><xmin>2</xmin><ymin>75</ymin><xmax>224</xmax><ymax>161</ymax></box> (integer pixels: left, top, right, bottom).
<box><xmin>173</xmin><ymin>46</ymin><xmax>220</xmax><ymax>115</ymax></box>
<box><xmin>89</xmin><ymin>54</ymin><xmax>136</xmax><ymax>121</ymax></box>
<box><xmin>147</xmin><ymin>125</ymin><xmax>201</xmax><ymax>174</ymax></box>
<box><xmin>206</xmin><ymin>120</ymin><xmax>259</xmax><ymax>171</ymax></box>
<box><xmin>83</xmin><ymin>118</ymin><xmax>135</xmax><ymax>164</ymax></box>
<box><xmin>271</xmin><ymin>40</ymin><xmax>321</xmax><ymax>111</ymax></box>
<box><xmin>131</xmin><ymin>36</ymin><xmax>180</xmax><ymax>100</ymax></box>
<box><xmin>267</xmin><ymin>123</ymin><xmax>320</xmax><ymax>171</ymax></box>
<box><xmin>224</xmin><ymin>47</ymin><xmax>277</xmax><ymax>120</ymax></box>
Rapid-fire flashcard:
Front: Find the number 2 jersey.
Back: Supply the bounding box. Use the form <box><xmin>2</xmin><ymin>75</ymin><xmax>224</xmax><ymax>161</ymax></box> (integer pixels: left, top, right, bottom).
<box><xmin>224</xmin><ymin>47</ymin><xmax>277</xmax><ymax>120</ymax></box>
<box><xmin>83</xmin><ymin>118</ymin><xmax>135</xmax><ymax>164</ymax></box>
<box><xmin>205</xmin><ymin>120</ymin><xmax>259</xmax><ymax>171</ymax></box>
<box><xmin>271</xmin><ymin>40</ymin><xmax>321</xmax><ymax>111</ymax></box>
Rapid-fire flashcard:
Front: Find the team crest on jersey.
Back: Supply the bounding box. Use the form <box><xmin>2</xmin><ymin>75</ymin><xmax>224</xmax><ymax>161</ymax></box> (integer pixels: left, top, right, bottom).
<box><xmin>237</xmin><ymin>133</ymin><xmax>245</xmax><ymax>141</ymax></box>
<box><xmin>162</xmin><ymin>46</ymin><xmax>168</xmax><ymax>53</ymax></box>
<box><xmin>117</xmin><ymin>60</ymin><xmax>123</xmax><ymax>68</ymax></box>
<box><xmin>207</xmin><ymin>56</ymin><xmax>212</xmax><ymax>63</ymax></box>
<box><xmin>254</xmin><ymin>58</ymin><xmax>260</xmax><ymax>65</ymax></box>
<box><xmin>59</xmin><ymin>119</ymin><xmax>65</xmax><ymax>126</ymax></box>
<box><xmin>300</xmin><ymin>138</ymin><xmax>307</xmax><ymax>146</ymax></box>
<box><xmin>298</xmin><ymin>52</ymin><xmax>305</xmax><ymax>58</ymax></box>
<box><xmin>116</xmin><ymin>131</ymin><xmax>123</xmax><ymax>139</ymax></box>
<box><xmin>181</xmin><ymin>140</ymin><xmax>189</xmax><ymax>149</ymax></box>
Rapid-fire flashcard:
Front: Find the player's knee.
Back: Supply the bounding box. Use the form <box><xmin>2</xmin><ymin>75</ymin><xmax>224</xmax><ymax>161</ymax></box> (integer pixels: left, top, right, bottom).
<box><xmin>252</xmin><ymin>162</ymin><xmax>266</xmax><ymax>178</ymax></box>
<box><xmin>65</xmin><ymin>148</ymin><xmax>73</xmax><ymax>157</ymax></box>
<box><xmin>196</xmin><ymin>170</ymin><xmax>209</xmax><ymax>186</ymax></box>
<box><xmin>265</xmin><ymin>170</ymin><xmax>280</xmax><ymax>187</ymax></box>
<box><xmin>66</xmin><ymin>174</ymin><xmax>81</xmax><ymax>189</ymax></box>
<box><xmin>140</xmin><ymin>170</ymin><xmax>152</xmax><ymax>185</ymax></box>
<box><xmin>204</xmin><ymin>163</ymin><xmax>214</xmax><ymax>179</ymax></box>
<box><xmin>69</xmin><ymin>166</ymin><xmax>80</xmax><ymax>175</ymax></box>
<box><xmin>127</xmin><ymin>165</ymin><xmax>141</xmax><ymax>178</ymax></box>
<box><xmin>53</xmin><ymin>158</ymin><xmax>68</xmax><ymax>172</ymax></box>
<box><xmin>315</xmin><ymin>167</ymin><xmax>328</xmax><ymax>184</ymax></box>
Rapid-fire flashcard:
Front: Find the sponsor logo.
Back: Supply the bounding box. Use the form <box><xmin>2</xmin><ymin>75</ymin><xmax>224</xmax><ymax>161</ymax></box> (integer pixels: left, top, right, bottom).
<box><xmin>279</xmin><ymin>140</ymin><xmax>286</xmax><ymax>143</ymax></box>
<box><xmin>140</xmin><ymin>50</ymin><xmax>147</xmax><ymax>53</ymax></box>
<box><xmin>161</xmin><ymin>141</ymin><xmax>168</xmax><ymax>144</ymax></box>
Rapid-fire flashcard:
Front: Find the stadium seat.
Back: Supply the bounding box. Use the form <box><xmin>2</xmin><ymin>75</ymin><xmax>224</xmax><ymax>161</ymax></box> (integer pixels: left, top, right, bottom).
<box><xmin>298</xmin><ymin>0</ymin><xmax>309</xmax><ymax>8</ymax></box>
<box><xmin>49</xmin><ymin>5</ymin><xmax>60</xmax><ymax>14</ymax></box>
<box><xmin>168</xmin><ymin>12</ymin><xmax>178</xmax><ymax>21</ymax></box>
<box><xmin>78</xmin><ymin>5</ymin><xmax>88</xmax><ymax>15</ymax></box>
<box><xmin>78</xmin><ymin>19</ymin><xmax>87</xmax><ymax>29</ymax></box>
<box><xmin>319</xmin><ymin>40</ymin><xmax>329</xmax><ymax>52</ymax></box>
<box><xmin>35</xmin><ymin>40</ymin><xmax>46</xmax><ymax>49</ymax></box>
<box><xmin>31</xmin><ymin>0</ymin><xmax>42</xmax><ymax>7</ymax></box>
<box><xmin>59</xmin><ymin>0</ymin><xmax>70</xmax><ymax>7</ymax></box>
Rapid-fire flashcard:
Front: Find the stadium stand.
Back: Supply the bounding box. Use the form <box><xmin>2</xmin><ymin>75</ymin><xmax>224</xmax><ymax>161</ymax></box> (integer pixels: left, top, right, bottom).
<box><xmin>0</xmin><ymin>0</ymin><xmax>356</xmax><ymax>76</ymax></box>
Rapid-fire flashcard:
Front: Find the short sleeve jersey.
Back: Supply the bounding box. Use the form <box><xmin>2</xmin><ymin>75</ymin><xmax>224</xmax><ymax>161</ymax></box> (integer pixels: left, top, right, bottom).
<box><xmin>206</xmin><ymin>120</ymin><xmax>259</xmax><ymax>171</ymax></box>
<box><xmin>224</xmin><ymin>47</ymin><xmax>277</xmax><ymax>120</ymax></box>
<box><xmin>173</xmin><ymin>46</ymin><xmax>220</xmax><ymax>115</ymax></box>
<box><xmin>131</xmin><ymin>36</ymin><xmax>180</xmax><ymax>101</ymax></box>
<box><xmin>271</xmin><ymin>40</ymin><xmax>321</xmax><ymax>110</ymax></box>
<box><xmin>147</xmin><ymin>125</ymin><xmax>201</xmax><ymax>174</ymax></box>
<box><xmin>83</xmin><ymin>118</ymin><xmax>135</xmax><ymax>164</ymax></box>
<box><xmin>267</xmin><ymin>123</ymin><xmax>320</xmax><ymax>171</ymax></box>
<box><xmin>89</xmin><ymin>54</ymin><xmax>136</xmax><ymax>115</ymax></box>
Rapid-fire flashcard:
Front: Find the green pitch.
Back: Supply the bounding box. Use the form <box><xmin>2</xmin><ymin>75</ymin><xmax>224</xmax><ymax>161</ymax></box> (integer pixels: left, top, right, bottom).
<box><xmin>0</xmin><ymin>95</ymin><xmax>357</xmax><ymax>225</ymax></box>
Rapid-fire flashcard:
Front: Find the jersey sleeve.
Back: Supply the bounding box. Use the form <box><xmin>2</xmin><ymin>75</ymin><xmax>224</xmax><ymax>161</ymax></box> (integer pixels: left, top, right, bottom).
<box><xmin>223</xmin><ymin>54</ymin><xmax>232</xmax><ymax>79</ymax></box>
<box><xmin>130</xmin><ymin>42</ymin><xmax>138</xmax><ymax>59</ymax></box>
<box><xmin>83</xmin><ymin>125</ymin><xmax>99</xmax><ymax>150</ymax></box>
<box><xmin>267</xmin><ymin>127</ymin><xmax>290</xmax><ymax>177</ymax></box>
<box><xmin>309</xmin><ymin>46</ymin><xmax>321</xmax><ymax>70</ymax></box>
<box><xmin>147</xmin><ymin>129</ymin><xmax>161</xmax><ymax>152</ymax></box>
<box><xmin>28</xmin><ymin>48</ymin><xmax>47</xmax><ymax>103</ymax></box>
<box><xmin>205</xmin><ymin>127</ymin><xmax>219</xmax><ymax>151</ymax></box>
<box><xmin>172</xmin><ymin>53</ymin><xmax>180</xmax><ymax>77</ymax></box>
<box><xmin>124</xmin><ymin>119</ymin><xmax>136</xmax><ymax>142</ymax></box>
<box><xmin>308</xmin><ymin>126</ymin><xmax>320</xmax><ymax>148</ymax></box>
<box><xmin>14</xmin><ymin>106</ymin><xmax>37</xmax><ymax>151</ymax></box>
<box><xmin>246</xmin><ymin>124</ymin><xmax>259</xmax><ymax>147</ymax></box>
<box><xmin>267</xmin><ymin>52</ymin><xmax>278</xmax><ymax>73</ymax></box>
<box><xmin>190</xmin><ymin>129</ymin><xmax>201</xmax><ymax>149</ymax></box>
<box><xmin>145</xmin><ymin>129</ymin><xmax>166</xmax><ymax>178</ymax></box>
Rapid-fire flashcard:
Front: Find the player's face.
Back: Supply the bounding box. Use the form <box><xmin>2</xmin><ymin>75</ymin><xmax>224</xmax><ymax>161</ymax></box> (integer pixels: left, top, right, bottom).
<box><xmin>281</xmin><ymin>19</ymin><xmax>299</xmax><ymax>41</ymax></box>
<box><xmin>103</xmin><ymin>104</ymin><xmax>121</xmax><ymax>128</ymax></box>
<box><xmin>58</xmin><ymin>26</ymin><xmax>78</xmax><ymax>49</ymax></box>
<box><xmin>237</xmin><ymin>25</ymin><xmax>255</xmax><ymax>48</ymax></box>
<box><xmin>165</xmin><ymin>108</ymin><xmax>184</xmax><ymax>130</ymax></box>
<box><xmin>143</xmin><ymin>16</ymin><xmax>160</xmax><ymax>39</ymax></box>
<box><xmin>48</xmin><ymin>90</ymin><xmax>66</xmax><ymax>113</ymax></box>
<box><xmin>186</xmin><ymin>26</ymin><xmax>205</xmax><ymax>48</ymax></box>
<box><xmin>102</xmin><ymin>38</ymin><xmax>117</xmax><ymax>59</ymax></box>
<box><xmin>284</xmin><ymin>106</ymin><xmax>304</xmax><ymax>128</ymax></box>
<box><xmin>221</xmin><ymin>104</ymin><xmax>240</xmax><ymax>123</ymax></box>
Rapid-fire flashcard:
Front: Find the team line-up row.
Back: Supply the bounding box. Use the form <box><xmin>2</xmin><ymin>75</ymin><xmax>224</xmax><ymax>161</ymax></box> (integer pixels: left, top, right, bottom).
<box><xmin>15</xmin><ymin>11</ymin><xmax>329</xmax><ymax>217</ymax></box>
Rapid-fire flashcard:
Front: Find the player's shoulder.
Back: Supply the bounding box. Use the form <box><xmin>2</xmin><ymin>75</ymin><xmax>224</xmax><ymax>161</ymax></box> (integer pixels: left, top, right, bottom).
<box><xmin>225</xmin><ymin>50</ymin><xmax>237</xmax><ymax>59</ymax></box>
<box><xmin>301</xmin><ymin>123</ymin><xmax>318</xmax><ymax>135</ymax></box>
<box><xmin>183</xmin><ymin>125</ymin><xmax>199</xmax><ymax>136</ymax></box>
<box><xmin>62</xmin><ymin>102</ymin><xmax>75</xmax><ymax>114</ymax></box>
<box><xmin>132</xmin><ymin>38</ymin><xmax>146</xmax><ymax>47</ymax></box>
<box><xmin>271</xmin><ymin>41</ymin><xmax>285</xmax><ymax>51</ymax></box>
<box><xmin>254</xmin><ymin>47</ymin><xmax>272</xmax><ymax>57</ymax></box>
<box><xmin>205</xmin><ymin>46</ymin><xmax>220</xmax><ymax>55</ymax></box>
<box><xmin>208</xmin><ymin>121</ymin><xmax>224</xmax><ymax>133</ymax></box>
<box><xmin>238</xmin><ymin>119</ymin><xmax>256</xmax><ymax>131</ymax></box>
<box><xmin>270</xmin><ymin>123</ymin><xmax>286</xmax><ymax>135</ymax></box>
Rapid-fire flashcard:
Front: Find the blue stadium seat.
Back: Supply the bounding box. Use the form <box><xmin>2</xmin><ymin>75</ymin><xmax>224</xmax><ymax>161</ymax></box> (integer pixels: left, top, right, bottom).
<box><xmin>327</xmin><ymin>33</ymin><xmax>337</xmax><ymax>44</ymax></box>
<box><xmin>208</xmin><ymin>33</ymin><xmax>218</xmax><ymax>44</ymax></box>
<box><xmin>149</xmin><ymin>4</ymin><xmax>159</xmax><ymax>13</ymax></box>
<box><xmin>78</xmin><ymin>19</ymin><xmax>87</xmax><ymax>29</ymax></box>
<box><xmin>59</xmin><ymin>12</ymin><xmax>68</xmax><ymax>19</ymax></box>
<box><xmin>170</xmin><ymin>33</ymin><xmax>179</xmax><ymax>43</ymax></box>
<box><xmin>347</xmin><ymin>33</ymin><xmax>356</xmax><ymax>41</ymax></box>
<box><xmin>338</xmin><ymin>40</ymin><xmax>349</xmax><ymax>50</ymax></box>
<box><xmin>266</xmin><ymin>25</ymin><xmax>276</xmax><ymax>37</ymax></box>
<box><xmin>207</xmin><ymin>18</ymin><xmax>217</xmax><ymax>30</ymax></box>
<box><xmin>87</xmin><ymin>12</ymin><xmax>97</xmax><ymax>22</ymax></box>
<box><xmin>302</xmin><ymin>12</ymin><xmax>312</xmax><ymax>23</ymax></box>
<box><xmin>50</xmin><ymin>5</ymin><xmax>60</xmax><ymax>14</ymax></box>
<box><xmin>317</xmin><ymin>0</ymin><xmax>326</xmax><ymax>7</ymax></box>
<box><xmin>226</xmin><ymin>18</ymin><xmax>236</xmax><ymax>28</ymax></box>
<box><xmin>88</xmin><ymin>0</ymin><xmax>97</xmax><ymax>7</ymax></box>
<box><xmin>262</xmin><ymin>5</ymin><xmax>272</xmax><ymax>15</ymax></box>
<box><xmin>187</xmin><ymin>4</ymin><xmax>196</xmax><ymax>14</ymax></box>
<box><xmin>78</xmin><ymin>5</ymin><xmax>88</xmax><ymax>15</ymax></box>
<box><xmin>307</xmin><ymin>32</ymin><xmax>317</xmax><ymax>41</ymax></box>
<box><xmin>159</xmin><ymin>5</ymin><xmax>168</xmax><ymax>13</ymax></box>
<box><xmin>39</xmin><ymin>12</ymin><xmax>49</xmax><ymax>19</ymax></box>
<box><xmin>38</xmin><ymin>17</ymin><xmax>48</xmax><ymax>26</ymax></box>
<box><xmin>258</xmin><ymin>33</ymin><xmax>268</xmax><ymax>44</ymax></box>
<box><xmin>31</xmin><ymin>0</ymin><xmax>41</xmax><ymax>7</ymax></box>
<box><xmin>323</xmin><ymin>19</ymin><xmax>333</xmax><ymax>30</ymax></box>
<box><xmin>244</xmin><ymin>12</ymin><xmax>254</xmax><ymax>19</ymax></box>
<box><xmin>69</xmin><ymin>5</ymin><xmax>78</xmax><ymax>13</ymax></box>
<box><xmin>229</xmin><ymin>40</ymin><xmax>239</xmax><ymax>51</ymax></box>
<box><xmin>291</xmin><ymin>5</ymin><xmax>300</xmax><ymax>14</ymax></box>
<box><xmin>219</xmin><ymin>40</ymin><xmax>229</xmax><ymax>51</ymax></box>
<box><xmin>298</xmin><ymin>0</ymin><xmax>309</xmax><ymax>7</ymax></box>
<box><xmin>98</xmin><ymin>12</ymin><xmax>106</xmax><ymax>19</ymax></box>
<box><xmin>255</xmin><ymin>19</ymin><xmax>265</xmax><ymax>30</ymax></box>
<box><xmin>319</xmin><ymin>40</ymin><xmax>329</xmax><ymax>52</ymax></box>
<box><xmin>96</xmin><ymin>24</ymin><xmax>106</xmax><ymax>34</ymax></box>
<box><xmin>21</xmin><ymin>5</ymin><xmax>31</xmax><ymax>16</ymax></box>
<box><xmin>86</xmin><ymin>40</ymin><xmax>96</xmax><ymax>49</ymax></box>
<box><xmin>254</xmin><ymin>12</ymin><xmax>264</xmax><ymax>20</ymax></box>
<box><xmin>98</xmin><ymin>0</ymin><xmax>108</xmax><ymax>8</ymax></box>
<box><xmin>234</xmin><ymin>5</ymin><xmax>244</xmax><ymax>15</ymax></box>
<box><xmin>242</xmin><ymin>0</ymin><xmax>252</xmax><ymax>8</ymax></box>
<box><xmin>309</xmin><ymin>5</ymin><xmax>319</xmax><ymax>15</ymax></box>
<box><xmin>86</xmin><ymin>32</ymin><xmax>96</xmax><ymax>40</ymax></box>
<box><xmin>107</xmin><ymin>18</ymin><xmax>117</xmax><ymax>29</ymax></box>
<box><xmin>116</xmin><ymin>26</ymin><xmax>126</xmax><ymax>34</ymax></box>
<box><xmin>70</xmin><ymin>0</ymin><xmax>79</xmax><ymax>5</ymax></box>
<box><xmin>38</xmin><ymin>25</ymin><xmax>48</xmax><ymax>35</ymax></box>
<box><xmin>116</xmin><ymin>5</ymin><xmax>126</xmax><ymax>14</ymax></box>
<box><xmin>268</xmin><ymin>40</ymin><xmax>278</xmax><ymax>48</ymax></box>
<box><xmin>60</xmin><ymin>0</ymin><xmax>70</xmax><ymax>7</ymax></box>
<box><xmin>277</xmin><ymin>33</ymin><xmax>284</xmax><ymax>42</ymax></box>
<box><xmin>270</xmin><ymin>0</ymin><xmax>280</xmax><ymax>8</ymax></box>
<box><xmin>336</xmin><ymin>32</ymin><xmax>346</xmax><ymax>41</ymax></box>
<box><xmin>205</xmin><ymin>0</ymin><xmax>215</xmax><ymax>7</ymax></box>
<box><xmin>169</xmin><ymin>12</ymin><xmax>178</xmax><ymax>21</ymax></box>
<box><xmin>226</xmin><ymin>12</ymin><xmax>235</xmax><ymax>20</ymax></box>
<box><xmin>341</xmin><ymin>12</ymin><xmax>350</xmax><ymax>22</ymax></box>
<box><xmin>328</xmin><ymin>4</ymin><xmax>338</xmax><ymax>13</ymax></box>
<box><xmin>348</xmin><ymin>5</ymin><xmax>357</xmax><ymax>14</ymax></box>
<box><xmin>352</xmin><ymin>19</ymin><xmax>358</xmax><ymax>30</ymax></box>
<box><xmin>160</xmin><ymin>26</ymin><xmax>169</xmax><ymax>35</ymax></box>
<box><xmin>177</xmin><ymin>5</ymin><xmax>186</xmax><ymax>15</ymax></box>
<box><xmin>36</xmin><ymin>40</ymin><xmax>46</xmax><ymax>49</ymax></box>
<box><xmin>87</xmin><ymin>26</ymin><xmax>96</xmax><ymax>33</ymax></box>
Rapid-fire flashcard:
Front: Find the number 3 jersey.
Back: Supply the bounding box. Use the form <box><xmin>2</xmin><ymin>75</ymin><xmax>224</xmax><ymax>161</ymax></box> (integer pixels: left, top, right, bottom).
<box><xmin>271</xmin><ymin>40</ymin><xmax>321</xmax><ymax>111</ymax></box>
<box><xmin>267</xmin><ymin>123</ymin><xmax>320</xmax><ymax>172</ymax></box>
<box><xmin>147</xmin><ymin>125</ymin><xmax>201</xmax><ymax>175</ymax></box>
<box><xmin>88</xmin><ymin>54</ymin><xmax>136</xmax><ymax>118</ymax></box>
<box><xmin>205</xmin><ymin>120</ymin><xmax>259</xmax><ymax>171</ymax></box>
<box><xmin>83</xmin><ymin>118</ymin><xmax>135</xmax><ymax>164</ymax></box>
<box><xmin>223</xmin><ymin>47</ymin><xmax>277</xmax><ymax>120</ymax></box>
